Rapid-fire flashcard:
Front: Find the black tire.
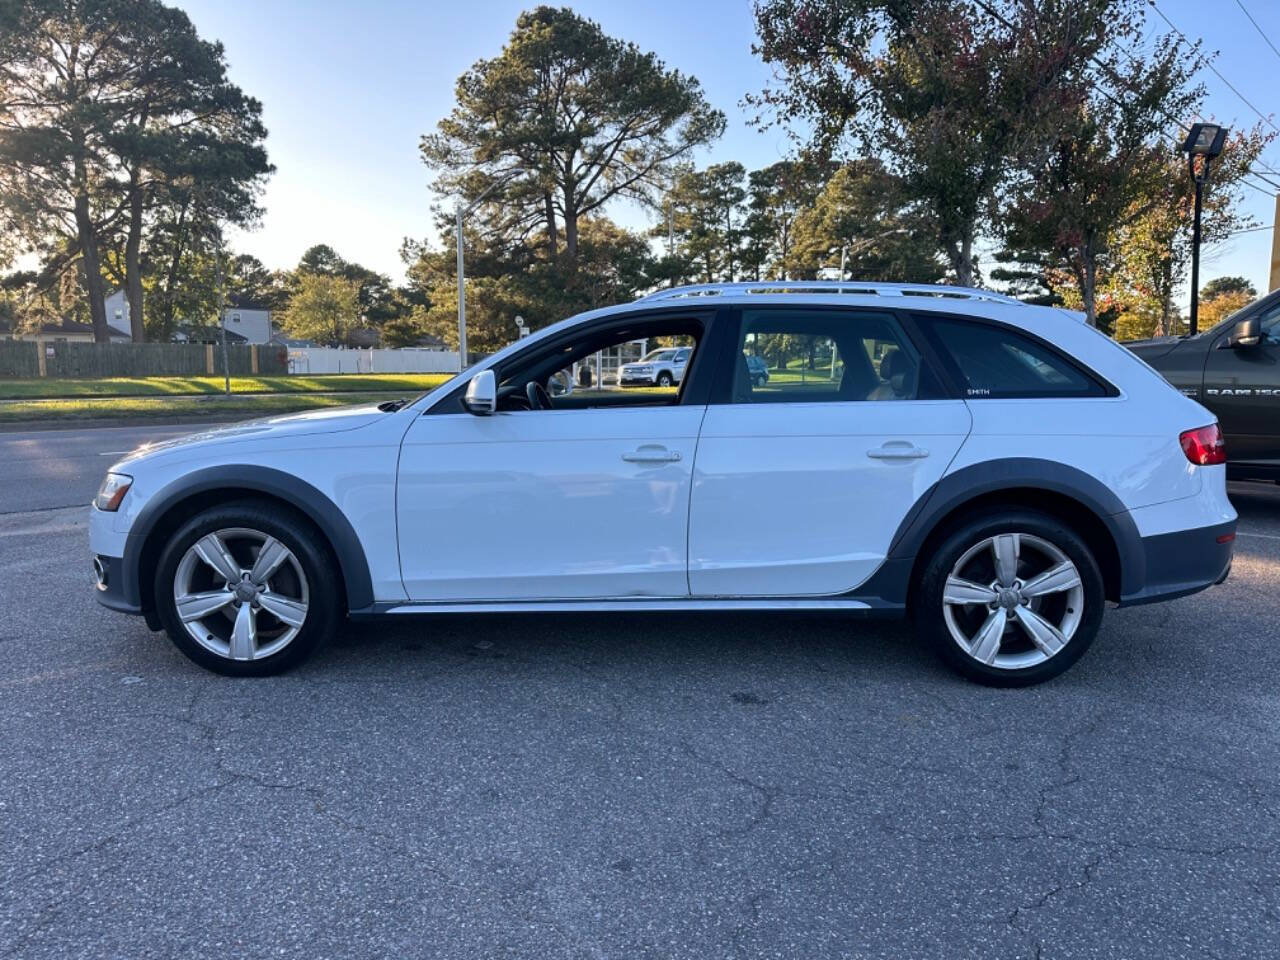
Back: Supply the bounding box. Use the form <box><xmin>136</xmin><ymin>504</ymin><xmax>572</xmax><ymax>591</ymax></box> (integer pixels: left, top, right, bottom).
<box><xmin>753</xmin><ymin>374</ymin><xmax>766</xmax><ymax>386</ymax></box>
<box><xmin>153</xmin><ymin>499</ymin><xmax>342</xmax><ymax>676</ymax></box>
<box><xmin>656</xmin><ymin>371</ymin><xmax>674</xmax><ymax>387</ymax></box>
<box><xmin>915</xmin><ymin>508</ymin><xmax>1105</xmax><ymax>687</ymax></box>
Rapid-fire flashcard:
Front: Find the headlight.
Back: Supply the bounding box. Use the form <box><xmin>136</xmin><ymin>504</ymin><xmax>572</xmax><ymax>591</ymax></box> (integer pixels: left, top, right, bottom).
<box><xmin>94</xmin><ymin>472</ymin><xmax>133</xmax><ymax>511</ymax></box>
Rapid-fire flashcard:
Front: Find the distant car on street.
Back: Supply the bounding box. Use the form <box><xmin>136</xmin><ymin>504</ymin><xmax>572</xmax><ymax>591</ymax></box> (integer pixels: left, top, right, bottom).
<box><xmin>1126</xmin><ymin>288</ymin><xmax>1280</xmax><ymax>482</ymax></box>
<box><xmin>618</xmin><ymin>347</ymin><xmax>690</xmax><ymax>387</ymax></box>
<box><xmin>745</xmin><ymin>354</ymin><xmax>769</xmax><ymax>386</ymax></box>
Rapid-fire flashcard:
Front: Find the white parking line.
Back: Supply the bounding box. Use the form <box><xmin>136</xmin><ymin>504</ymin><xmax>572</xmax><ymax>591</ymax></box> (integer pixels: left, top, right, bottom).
<box><xmin>1237</xmin><ymin>531</ymin><xmax>1280</xmax><ymax>541</ymax></box>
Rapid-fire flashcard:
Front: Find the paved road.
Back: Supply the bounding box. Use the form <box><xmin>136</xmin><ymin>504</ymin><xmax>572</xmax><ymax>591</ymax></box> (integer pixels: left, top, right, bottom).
<box><xmin>0</xmin><ymin>424</ymin><xmax>196</xmax><ymax>514</ymax></box>
<box><xmin>2</xmin><ymin>424</ymin><xmax>1278</xmax><ymax>958</ymax></box>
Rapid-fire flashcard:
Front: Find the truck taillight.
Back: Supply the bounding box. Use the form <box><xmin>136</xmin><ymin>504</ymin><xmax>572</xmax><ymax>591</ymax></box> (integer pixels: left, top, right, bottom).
<box><xmin>1179</xmin><ymin>423</ymin><xmax>1226</xmax><ymax>465</ymax></box>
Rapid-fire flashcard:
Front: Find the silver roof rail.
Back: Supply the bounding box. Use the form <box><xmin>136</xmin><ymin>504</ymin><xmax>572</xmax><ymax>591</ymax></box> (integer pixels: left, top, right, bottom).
<box><xmin>638</xmin><ymin>280</ymin><xmax>1022</xmax><ymax>306</ymax></box>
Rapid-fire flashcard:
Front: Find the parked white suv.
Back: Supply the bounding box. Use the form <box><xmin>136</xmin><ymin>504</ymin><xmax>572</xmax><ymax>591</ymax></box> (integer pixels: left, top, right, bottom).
<box><xmin>91</xmin><ymin>282</ymin><xmax>1235</xmax><ymax>685</ymax></box>
<box><xmin>618</xmin><ymin>347</ymin><xmax>690</xmax><ymax>387</ymax></box>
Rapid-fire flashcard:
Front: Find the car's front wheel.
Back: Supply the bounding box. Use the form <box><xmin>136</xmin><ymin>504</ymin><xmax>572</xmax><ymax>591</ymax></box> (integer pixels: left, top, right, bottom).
<box><xmin>656</xmin><ymin>371</ymin><xmax>674</xmax><ymax>387</ymax></box>
<box><xmin>153</xmin><ymin>500</ymin><xmax>341</xmax><ymax>676</ymax></box>
<box><xmin>915</xmin><ymin>509</ymin><xmax>1104</xmax><ymax>686</ymax></box>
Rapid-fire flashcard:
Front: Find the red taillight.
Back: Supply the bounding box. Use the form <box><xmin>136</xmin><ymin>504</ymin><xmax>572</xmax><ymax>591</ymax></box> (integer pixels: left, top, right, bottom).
<box><xmin>1180</xmin><ymin>423</ymin><xmax>1226</xmax><ymax>466</ymax></box>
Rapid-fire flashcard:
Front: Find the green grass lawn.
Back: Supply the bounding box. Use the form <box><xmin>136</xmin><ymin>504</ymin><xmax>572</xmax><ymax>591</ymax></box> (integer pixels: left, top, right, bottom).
<box><xmin>0</xmin><ymin>373</ymin><xmax>454</xmax><ymax>401</ymax></box>
<box><xmin>0</xmin><ymin>391</ymin><xmax>416</xmax><ymax>424</ymax></box>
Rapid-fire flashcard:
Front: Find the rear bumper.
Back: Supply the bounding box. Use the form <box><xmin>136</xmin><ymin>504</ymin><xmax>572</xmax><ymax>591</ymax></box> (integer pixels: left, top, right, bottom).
<box><xmin>1117</xmin><ymin>519</ymin><xmax>1236</xmax><ymax>607</ymax></box>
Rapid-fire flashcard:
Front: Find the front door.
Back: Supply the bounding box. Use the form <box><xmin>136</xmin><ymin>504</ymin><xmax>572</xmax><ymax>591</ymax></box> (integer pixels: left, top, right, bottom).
<box><xmin>688</xmin><ymin>307</ymin><xmax>971</xmax><ymax>597</ymax></box>
<box><xmin>1203</xmin><ymin>301</ymin><xmax>1280</xmax><ymax>471</ymax></box>
<box><xmin>396</xmin><ymin>313</ymin><xmax>712</xmax><ymax>601</ymax></box>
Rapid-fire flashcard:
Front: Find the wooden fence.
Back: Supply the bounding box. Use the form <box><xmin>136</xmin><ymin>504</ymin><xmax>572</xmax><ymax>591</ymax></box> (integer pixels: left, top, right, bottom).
<box><xmin>0</xmin><ymin>339</ymin><xmax>288</xmax><ymax>378</ymax></box>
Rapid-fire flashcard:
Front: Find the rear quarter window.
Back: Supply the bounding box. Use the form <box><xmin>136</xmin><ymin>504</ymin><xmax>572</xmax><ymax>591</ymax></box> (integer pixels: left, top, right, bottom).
<box><xmin>917</xmin><ymin>315</ymin><xmax>1111</xmax><ymax>399</ymax></box>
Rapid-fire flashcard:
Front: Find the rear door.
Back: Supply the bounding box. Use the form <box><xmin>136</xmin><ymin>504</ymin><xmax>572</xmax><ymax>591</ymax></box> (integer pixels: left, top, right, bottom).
<box><xmin>687</xmin><ymin>307</ymin><xmax>971</xmax><ymax>597</ymax></box>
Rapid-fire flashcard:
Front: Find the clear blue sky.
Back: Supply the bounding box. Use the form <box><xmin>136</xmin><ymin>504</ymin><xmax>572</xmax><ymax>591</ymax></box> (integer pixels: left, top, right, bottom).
<box><xmin>181</xmin><ymin>0</ymin><xmax>1280</xmax><ymax>299</ymax></box>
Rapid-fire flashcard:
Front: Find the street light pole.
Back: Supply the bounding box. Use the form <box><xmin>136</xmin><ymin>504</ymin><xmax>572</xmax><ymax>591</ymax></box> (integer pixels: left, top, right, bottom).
<box><xmin>455</xmin><ymin>168</ymin><xmax>525</xmax><ymax>369</ymax></box>
<box><xmin>1189</xmin><ymin>167</ymin><xmax>1205</xmax><ymax>335</ymax></box>
<box><xmin>1180</xmin><ymin>122</ymin><xmax>1228</xmax><ymax>336</ymax></box>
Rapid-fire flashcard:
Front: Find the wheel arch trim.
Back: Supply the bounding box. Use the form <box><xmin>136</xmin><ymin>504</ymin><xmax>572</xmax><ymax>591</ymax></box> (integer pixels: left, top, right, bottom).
<box><xmin>873</xmin><ymin>457</ymin><xmax>1145</xmax><ymax>600</ymax></box>
<box><xmin>121</xmin><ymin>464</ymin><xmax>374</xmax><ymax>615</ymax></box>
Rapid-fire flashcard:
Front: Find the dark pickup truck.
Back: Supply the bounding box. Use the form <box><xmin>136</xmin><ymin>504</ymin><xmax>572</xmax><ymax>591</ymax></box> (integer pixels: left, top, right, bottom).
<box><xmin>1127</xmin><ymin>288</ymin><xmax>1280</xmax><ymax>481</ymax></box>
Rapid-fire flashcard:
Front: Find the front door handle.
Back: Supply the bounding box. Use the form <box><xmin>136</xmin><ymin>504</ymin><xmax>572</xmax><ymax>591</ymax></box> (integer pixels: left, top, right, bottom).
<box><xmin>867</xmin><ymin>442</ymin><xmax>929</xmax><ymax>460</ymax></box>
<box><xmin>622</xmin><ymin>445</ymin><xmax>682</xmax><ymax>464</ymax></box>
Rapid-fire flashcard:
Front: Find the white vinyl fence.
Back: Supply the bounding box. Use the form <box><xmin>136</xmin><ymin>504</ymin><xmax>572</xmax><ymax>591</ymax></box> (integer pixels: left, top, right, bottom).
<box><xmin>286</xmin><ymin>347</ymin><xmax>460</xmax><ymax>375</ymax></box>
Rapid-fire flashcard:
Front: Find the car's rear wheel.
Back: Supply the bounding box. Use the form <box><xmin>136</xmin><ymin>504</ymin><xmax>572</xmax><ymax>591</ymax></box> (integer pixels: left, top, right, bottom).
<box><xmin>916</xmin><ymin>509</ymin><xmax>1104</xmax><ymax>686</ymax></box>
<box><xmin>656</xmin><ymin>371</ymin><xmax>674</xmax><ymax>387</ymax></box>
<box><xmin>153</xmin><ymin>500</ymin><xmax>341</xmax><ymax>676</ymax></box>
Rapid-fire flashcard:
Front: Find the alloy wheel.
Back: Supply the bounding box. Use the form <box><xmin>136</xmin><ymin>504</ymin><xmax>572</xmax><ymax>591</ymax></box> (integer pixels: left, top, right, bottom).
<box><xmin>941</xmin><ymin>532</ymin><xmax>1084</xmax><ymax>670</ymax></box>
<box><xmin>173</xmin><ymin>527</ymin><xmax>309</xmax><ymax>662</ymax></box>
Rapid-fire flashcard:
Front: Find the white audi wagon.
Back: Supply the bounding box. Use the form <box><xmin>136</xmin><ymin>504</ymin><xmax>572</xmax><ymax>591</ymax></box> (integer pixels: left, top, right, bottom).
<box><xmin>90</xmin><ymin>282</ymin><xmax>1236</xmax><ymax>685</ymax></box>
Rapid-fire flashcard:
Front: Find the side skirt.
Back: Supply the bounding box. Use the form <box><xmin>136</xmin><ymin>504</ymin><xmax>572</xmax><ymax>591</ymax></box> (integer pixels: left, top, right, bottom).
<box><xmin>350</xmin><ymin>597</ymin><xmax>889</xmax><ymax>619</ymax></box>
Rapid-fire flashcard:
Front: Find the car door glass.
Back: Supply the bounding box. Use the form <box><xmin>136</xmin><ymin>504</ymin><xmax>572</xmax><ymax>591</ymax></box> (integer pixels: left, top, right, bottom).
<box><xmin>495</xmin><ymin>325</ymin><xmax>700</xmax><ymax>411</ymax></box>
<box><xmin>1261</xmin><ymin>307</ymin><xmax>1280</xmax><ymax>344</ymax></box>
<box><xmin>735</xmin><ymin>309</ymin><xmax>923</xmax><ymax>403</ymax></box>
<box><xmin>921</xmin><ymin>316</ymin><xmax>1104</xmax><ymax>398</ymax></box>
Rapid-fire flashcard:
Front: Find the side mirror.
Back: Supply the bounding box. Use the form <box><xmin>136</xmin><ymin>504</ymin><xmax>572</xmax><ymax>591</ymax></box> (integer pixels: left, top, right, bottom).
<box><xmin>548</xmin><ymin>369</ymin><xmax>573</xmax><ymax>397</ymax></box>
<box><xmin>463</xmin><ymin>369</ymin><xmax>496</xmax><ymax>415</ymax></box>
<box><xmin>1227</xmin><ymin>316</ymin><xmax>1262</xmax><ymax>349</ymax></box>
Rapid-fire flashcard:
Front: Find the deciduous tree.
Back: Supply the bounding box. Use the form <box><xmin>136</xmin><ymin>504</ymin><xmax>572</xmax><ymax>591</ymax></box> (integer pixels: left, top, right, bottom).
<box><xmin>279</xmin><ymin>273</ymin><xmax>362</xmax><ymax>347</ymax></box>
<box><xmin>750</xmin><ymin>0</ymin><xmax>1128</xmax><ymax>286</ymax></box>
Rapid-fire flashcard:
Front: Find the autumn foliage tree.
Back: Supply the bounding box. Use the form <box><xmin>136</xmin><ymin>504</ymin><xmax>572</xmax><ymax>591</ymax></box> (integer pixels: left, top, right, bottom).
<box><xmin>751</xmin><ymin>0</ymin><xmax>1126</xmax><ymax>286</ymax></box>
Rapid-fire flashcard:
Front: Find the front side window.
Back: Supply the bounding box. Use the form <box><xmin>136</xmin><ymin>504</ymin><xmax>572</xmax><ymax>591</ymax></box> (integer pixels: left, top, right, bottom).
<box><xmin>733</xmin><ymin>309</ymin><xmax>929</xmax><ymax>404</ymax></box>
<box><xmin>1260</xmin><ymin>304</ymin><xmax>1280</xmax><ymax>344</ymax></box>
<box><xmin>491</xmin><ymin>320</ymin><xmax>702</xmax><ymax>412</ymax></box>
<box><xmin>919</xmin><ymin>315</ymin><xmax>1106</xmax><ymax>399</ymax></box>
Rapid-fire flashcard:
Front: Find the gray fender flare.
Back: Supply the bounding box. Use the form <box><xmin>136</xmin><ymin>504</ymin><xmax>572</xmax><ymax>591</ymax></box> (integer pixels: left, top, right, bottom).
<box><xmin>857</xmin><ymin>457</ymin><xmax>1145</xmax><ymax>604</ymax></box>
<box><xmin>121</xmin><ymin>464</ymin><xmax>374</xmax><ymax>613</ymax></box>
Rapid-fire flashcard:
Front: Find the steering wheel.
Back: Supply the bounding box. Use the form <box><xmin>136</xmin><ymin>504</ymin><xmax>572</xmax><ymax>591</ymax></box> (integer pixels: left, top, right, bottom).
<box><xmin>526</xmin><ymin>380</ymin><xmax>553</xmax><ymax>411</ymax></box>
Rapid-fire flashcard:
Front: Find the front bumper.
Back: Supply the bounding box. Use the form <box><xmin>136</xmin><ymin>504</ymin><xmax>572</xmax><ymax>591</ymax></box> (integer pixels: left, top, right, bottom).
<box><xmin>1118</xmin><ymin>519</ymin><xmax>1236</xmax><ymax>607</ymax></box>
<box><xmin>90</xmin><ymin>503</ymin><xmax>143</xmax><ymax>615</ymax></box>
<box><xmin>93</xmin><ymin>553</ymin><xmax>142</xmax><ymax>614</ymax></box>
<box><xmin>618</xmin><ymin>375</ymin><xmax>656</xmax><ymax>387</ymax></box>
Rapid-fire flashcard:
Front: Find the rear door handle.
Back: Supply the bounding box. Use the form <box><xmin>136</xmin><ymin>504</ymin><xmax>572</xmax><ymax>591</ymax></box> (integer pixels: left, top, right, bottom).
<box><xmin>622</xmin><ymin>444</ymin><xmax>682</xmax><ymax>464</ymax></box>
<box><xmin>867</xmin><ymin>442</ymin><xmax>929</xmax><ymax>460</ymax></box>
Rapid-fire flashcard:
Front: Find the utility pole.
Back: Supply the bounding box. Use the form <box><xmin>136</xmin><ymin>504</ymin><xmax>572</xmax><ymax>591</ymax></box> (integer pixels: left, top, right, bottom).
<box><xmin>214</xmin><ymin>241</ymin><xmax>230</xmax><ymax>397</ymax></box>
<box><xmin>455</xmin><ymin>207</ymin><xmax>466</xmax><ymax>366</ymax></box>
<box><xmin>1270</xmin><ymin>193</ymin><xmax>1280</xmax><ymax>293</ymax></box>
<box><xmin>455</xmin><ymin>168</ymin><xmax>525</xmax><ymax>370</ymax></box>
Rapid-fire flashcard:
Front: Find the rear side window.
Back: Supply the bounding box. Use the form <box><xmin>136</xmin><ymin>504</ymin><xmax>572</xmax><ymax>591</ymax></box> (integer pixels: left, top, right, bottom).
<box><xmin>920</xmin><ymin>316</ymin><xmax>1108</xmax><ymax>399</ymax></box>
<box><xmin>733</xmin><ymin>308</ymin><xmax>942</xmax><ymax>404</ymax></box>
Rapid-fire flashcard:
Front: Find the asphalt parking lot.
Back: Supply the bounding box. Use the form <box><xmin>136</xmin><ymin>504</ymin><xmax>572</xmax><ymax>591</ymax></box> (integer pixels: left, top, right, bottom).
<box><xmin>2</xmin><ymin>425</ymin><xmax>1278</xmax><ymax>959</ymax></box>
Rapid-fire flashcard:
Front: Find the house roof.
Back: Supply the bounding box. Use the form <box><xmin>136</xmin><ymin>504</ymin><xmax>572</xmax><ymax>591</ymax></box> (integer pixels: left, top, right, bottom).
<box><xmin>177</xmin><ymin>325</ymin><xmax>249</xmax><ymax>344</ymax></box>
<box><xmin>29</xmin><ymin>317</ymin><xmax>131</xmax><ymax>338</ymax></box>
<box><xmin>225</xmin><ymin>297</ymin><xmax>273</xmax><ymax>312</ymax></box>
